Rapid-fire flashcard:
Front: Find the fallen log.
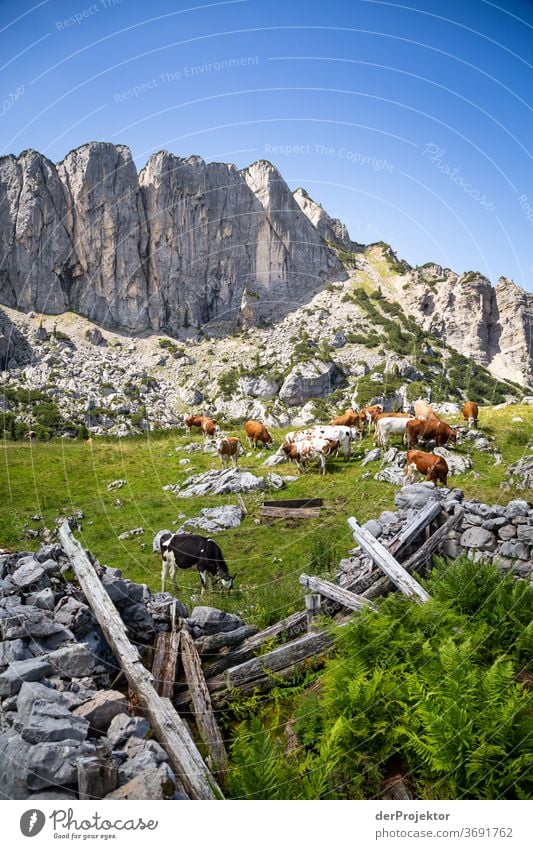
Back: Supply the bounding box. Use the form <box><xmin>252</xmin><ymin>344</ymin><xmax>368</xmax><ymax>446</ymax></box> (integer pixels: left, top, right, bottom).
<box><xmin>347</xmin><ymin>518</ymin><xmax>431</xmax><ymax>603</ymax></box>
<box><xmin>152</xmin><ymin>629</ymin><xmax>181</xmax><ymax>699</ymax></box>
<box><xmin>299</xmin><ymin>573</ymin><xmax>377</xmax><ymax>612</ymax></box>
<box><xmin>202</xmin><ymin>610</ymin><xmax>307</xmax><ymax>679</ymax></box>
<box><xmin>195</xmin><ymin>624</ymin><xmax>257</xmax><ymax>657</ymax></box>
<box><xmin>388</xmin><ymin>500</ymin><xmax>442</xmax><ymax>558</ymax></box>
<box><xmin>58</xmin><ymin>521</ymin><xmax>221</xmax><ymax>801</ymax></box>
<box><xmin>180</xmin><ymin>627</ymin><xmax>228</xmax><ymax>782</ymax></box>
<box><xmin>401</xmin><ymin>507</ymin><xmax>464</xmax><ymax>573</ymax></box>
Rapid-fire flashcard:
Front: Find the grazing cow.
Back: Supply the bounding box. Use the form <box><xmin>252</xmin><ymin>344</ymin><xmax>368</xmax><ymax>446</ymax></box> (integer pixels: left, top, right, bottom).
<box><xmin>462</xmin><ymin>401</ymin><xmax>479</xmax><ymax>429</ymax></box>
<box><xmin>25</xmin><ymin>431</ymin><xmax>37</xmax><ymax>440</ymax></box>
<box><xmin>286</xmin><ymin>425</ymin><xmax>353</xmax><ymax>460</ymax></box>
<box><xmin>406</xmin><ymin>418</ymin><xmax>458</xmax><ymax>449</ymax></box>
<box><xmin>216</xmin><ymin>436</ymin><xmax>244</xmax><ymax>467</ymax></box>
<box><xmin>374</xmin><ymin>416</ymin><xmax>414</xmax><ymax>447</ymax></box>
<box><xmin>184</xmin><ymin>414</ymin><xmax>205</xmax><ymax>435</ymax></box>
<box><xmin>245</xmin><ymin>419</ymin><xmax>274</xmax><ymax>449</ymax></box>
<box><xmin>405</xmin><ymin>450</ymin><xmax>449</xmax><ymax>487</ymax></box>
<box><xmin>413</xmin><ymin>399</ymin><xmax>440</xmax><ymax>421</ymax></box>
<box><xmin>201</xmin><ymin>417</ymin><xmax>219</xmax><ymax>440</ymax></box>
<box><xmin>281</xmin><ymin>436</ymin><xmax>338</xmax><ymax>475</ymax></box>
<box><xmin>329</xmin><ymin>410</ymin><xmax>360</xmax><ymax>428</ymax></box>
<box><xmin>160</xmin><ymin>532</ymin><xmax>233</xmax><ymax>594</ymax></box>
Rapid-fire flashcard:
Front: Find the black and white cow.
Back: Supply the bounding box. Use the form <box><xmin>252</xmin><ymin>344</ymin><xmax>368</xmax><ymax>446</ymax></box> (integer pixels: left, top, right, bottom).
<box><xmin>160</xmin><ymin>532</ymin><xmax>234</xmax><ymax>594</ymax></box>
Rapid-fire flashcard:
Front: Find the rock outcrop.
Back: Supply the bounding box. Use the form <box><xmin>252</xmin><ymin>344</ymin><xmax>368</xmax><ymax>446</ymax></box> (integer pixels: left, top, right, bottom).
<box><xmin>0</xmin><ymin>144</ymin><xmax>342</xmax><ymax>336</ymax></box>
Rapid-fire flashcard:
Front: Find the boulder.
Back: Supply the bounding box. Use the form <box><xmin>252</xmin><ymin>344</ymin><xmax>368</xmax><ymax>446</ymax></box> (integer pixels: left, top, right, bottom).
<box><xmin>186</xmin><ymin>606</ymin><xmax>245</xmax><ymax>638</ymax></box>
<box><xmin>16</xmin><ymin>680</ymin><xmax>69</xmax><ymax>718</ymax></box>
<box><xmin>73</xmin><ymin>690</ymin><xmax>127</xmax><ymax>734</ymax></box>
<box><xmin>0</xmin><ymin>639</ymin><xmax>30</xmax><ymax>668</ymax></box>
<box><xmin>176</xmin><ymin>386</ymin><xmax>204</xmax><ymax>406</ymax></box>
<box><xmin>238</xmin><ymin>375</ymin><xmax>279</xmax><ymax>399</ymax></box>
<box><xmin>394</xmin><ymin>483</ymin><xmax>441</xmax><ymax>511</ymax></box>
<box><xmin>53</xmin><ymin>597</ymin><xmax>94</xmax><ymax>634</ymax></box>
<box><xmin>174</xmin><ymin>468</ymin><xmax>268</xmax><ymax>497</ymax></box>
<box><xmin>433</xmin><ymin>447</ymin><xmax>472</xmax><ymax>476</ymax></box>
<box><xmin>105</xmin><ymin>764</ymin><xmax>177</xmax><ymax>800</ymax></box>
<box><xmin>362</xmin><ymin>520</ymin><xmax>382</xmax><ymax>539</ymax></box>
<box><xmin>117</xmin><ymin>527</ymin><xmax>144</xmax><ymax>541</ymax></box>
<box><xmin>0</xmin><ymin>657</ymin><xmax>54</xmax><ymax>696</ymax></box>
<box><xmin>47</xmin><ymin>644</ymin><xmax>97</xmax><ymax>679</ymax></box>
<box><xmin>361</xmin><ymin>448</ymin><xmax>381</xmax><ymax>466</ymax></box>
<box><xmin>26</xmin><ymin>588</ymin><xmax>55</xmax><ymax>612</ymax></box>
<box><xmin>14</xmin><ymin>700</ymin><xmax>89</xmax><ymax>744</ymax></box>
<box><xmin>279</xmin><ymin>359</ymin><xmax>345</xmax><ymax>405</ymax></box>
<box><xmin>10</xmin><ymin>559</ymin><xmax>49</xmax><ymax>591</ymax></box>
<box><xmin>106</xmin><ymin>713</ymin><xmax>150</xmax><ymax>748</ymax></box>
<box><xmin>459</xmin><ymin>527</ymin><xmax>497</xmax><ymax>551</ymax></box>
<box><xmin>505</xmin><ymin>499</ymin><xmax>531</xmax><ymax>519</ymax></box>
<box><xmin>148</xmin><ymin>593</ymin><xmax>189</xmax><ymax>623</ymax></box>
<box><xmin>0</xmin><ymin>604</ymin><xmax>72</xmax><ymax>641</ymax></box>
<box><xmin>178</xmin><ymin>505</ymin><xmax>243</xmax><ymax>534</ymax></box>
<box><xmin>498</xmin><ymin>541</ymin><xmax>530</xmax><ymax>561</ymax></box>
<box><xmin>516</xmin><ymin>525</ymin><xmax>533</xmax><ymax>545</ymax></box>
<box><xmin>498</xmin><ymin>524</ymin><xmax>517</xmax><ymax>541</ymax></box>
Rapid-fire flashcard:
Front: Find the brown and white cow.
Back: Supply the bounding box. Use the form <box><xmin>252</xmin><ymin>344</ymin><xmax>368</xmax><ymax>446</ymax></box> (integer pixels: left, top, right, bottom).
<box><xmin>201</xmin><ymin>417</ymin><xmax>220</xmax><ymax>440</ymax></box>
<box><xmin>413</xmin><ymin>399</ymin><xmax>440</xmax><ymax>421</ymax></box>
<box><xmin>245</xmin><ymin>420</ymin><xmax>274</xmax><ymax>449</ymax></box>
<box><xmin>406</xmin><ymin>418</ymin><xmax>458</xmax><ymax>449</ymax></box>
<box><xmin>216</xmin><ymin>437</ymin><xmax>244</xmax><ymax>468</ymax></box>
<box><xmin>184</xmin><ymin>414</ymin><xmax>205</xmax><ymax>435</ymax></box>
<box><xmin>329</xmin><ymin>410</ymin><xmax>360</xmax><ymax>428</ymax></box>
<box><xmin>281</xmin><ymin>436</ymin><xmax>338</xmax><ymax>475</ymax></box>
<box><xmin>462</xmin><ymin>401</ymin><xmax>479</xmax><ymax>429</ymax></box>
<box><xmin>405</xmin><ymin>450</ymin><xmax>449</xmax><ymax>487</ymax></box>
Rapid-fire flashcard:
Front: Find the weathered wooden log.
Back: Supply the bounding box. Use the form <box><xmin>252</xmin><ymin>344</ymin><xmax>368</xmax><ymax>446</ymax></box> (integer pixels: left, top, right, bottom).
<box><xmin>58</xmin><ymin>521</ymin><xmax>221</xmax><ymax>801</ymax></box>
<box><xmin>388</xmin><ymin>500</ymin><xmax>442</xmax><ymax>557</ymax></box>
<box><xmin>305</xmin><ymin>593</ymin><xmax>321</xmax><ymax>632</ymax></box>
<box><xmin>195</xmin><ymin>624</ymin><xmax>257</xmax><ymax>656</ymax></box>
<box><xmin>202</xmin><ymin>610</ymin><xmax>307</xmax><ymax>679</ymax></box>
<box><xmin>260</xmin><ymin>506</ymin><xmax>321</xmax><ymax>519</ymax></box>
<box><xmin>300</xmin><ymin>573</ymin><xmax>377</xmax><ymax>612</ymax></box>
<box><xmin>180</xmin><ymin>627</ymin><xmax>228</xmax><ymax>782</ymax></box>
<box><xmin>211</xmin><ymin>630</ymin><xmax>333</xmax><ymax>693</ymax></box>
<box><xmin>400</xmin><ymin>507</ymin><xmax>464</xmax><ymax>573</ymax></box>
<box><xmin>152</xmin><ymin>629</ymin><xmax>181</xmax><ymax>699</ymax></box>
<box><xmin>347</xmin><ymin>518</ymin><xmax>430</xmax><ymax>603</ymax></box>
<box><xmin>380</xmin><ymin>771</ymin><xmax>412</xmax><ymax>801</ymax></box>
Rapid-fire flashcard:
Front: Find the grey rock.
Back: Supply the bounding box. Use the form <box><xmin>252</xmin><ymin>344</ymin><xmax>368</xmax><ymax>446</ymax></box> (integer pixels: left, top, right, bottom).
<box><xmin>176</xmin><ymin>387</ymin><xmax>204</xmax><ymax>406</ymax></box>
<box><xmin>460</xmin><ymin>527</ymin><xmax>497</xmax><ymax>551</ymax></box>
<box><xmin>0</xmin><ymin>604</ymin><xmax>71</xmax><ymax>641</ymax></box>
<box><xmin>374</xmin><ymin>465</ymin><xmax>407</xmax><ymax>485</ymax></box>
<box><xmin>26</xmin><ymin>588</ymin><xmax>55</xmax><ymax>612</ymax></box>
<box><xmin>178</xmin><ymin>505</ymin><xmax>243</xmax><ymax>534</ymax></box>
<box><xmin>107</xmin><ymin>479</ymin><xmax>126</xmax><ymax>491</ymax></box>
<box><xmin>106</xmin><ymin>713</ymin><xmax>150</xmax><ymax>748</ymax></box>
<box><xmin>149</xmin><ymin>593</ymin><xmax>189</xmax><ymax>623</ymax></box>
<box><xmin>53</xmin><ymin>597</ymin><xmax>94</xmax><ymax>634</ymax></box>
<box><xmin>238</xmin><ymin>375</ymin><xmax>279</xmax><ymax>399</ymax></box>
<box><xmin>433</xmin><ymin>447</ymin><xmax>472</xmax><ymax>475</ymax></box>
<box><xmin>0</xmin><ymin>639</ymin><xmax>29</xmax><ymax>668</ymax></box>
<box><xmin>265</xmin><ymin>472</ymin><xmax>285</xmax><ymax>490</ymax></box>
<box><xmin>499</xmin><ymin>541</ymin><xmax>529</xmax><ymax>561</ymax></box>
<box><xmin>16</xmin><ymin>680</ymin><xmax>68</xmax><ymax>718</ymax></box>
<box><xmin>279</xmin><ymin>359</ymin><xmax>345</xmax><ymax>405</ymax></box>
<box><xmin>15</xmin><ymin>699</ymin><xmax>89</xmax><ymax>744</ymax></box>
<box><xmin>394</xmin><ymin>483</ymin><xmax>441</xmax><ymax>511</ymax></box>
<box><xmin>73</xmin><ymin>690</ymin><xmax>127</xmax><ymax>734</ymax></box>
<box><xmin>498</xmin><ymin>524</ymin><xmax>517</xmax><ymax>541</ymax></box>
<box><xmin>186</xmin><ymin>606</ymin><xmax>245</xmax><ymax>637</ymax></box>
<box><xmin>10</xmin><ymin>559</ymin><xmax>49</xmax><ymax>591</ymax></box>
<box><xmin>47</xmin><ymin>644</ymin><xmax>97</xmax><ymax>679</ymax></box>
<box><xmin>117</xmin><ymin>527</ymin><xmax>144</xmax><ymax>541</ymax></box>
<box><xmin>483</xmin><ymin>517</ymin><xmax>508</xmax><ymax>531</ymax></box>
<box><xmin>175</xmin><ymin>467</ymin><xmax>267</xmax><ymax>497</ymax></box>
<box><xmin>362</xmin><ymin>520</ymin><xmax>382</xmax><ymax>539</ymax></box>
<box><xmin>105</xmin><ymin>763</ymin><xmax>176</xmax><ymax>800</ymax></box>
<box><xmin>153</xmin><ymin>529</ymin><xmax>172</xmax><ymax>553</ymax></box>
<box><xmin>361</xmin><ymin>448</ymin><xmax>381</xmax><ymax>466</ymax></box>
<box><xmin>100</xmin><ymin>573</ymin><xmax>145</xmax><ymax>609</ymax></box>
<box><xmin>0</xmin><ymin>657</ymin><xmax>54</xmax><ymax>696</ymax></box>
<box><xmin>35</xmin><ymin>544</ymin><xmax>62</xmax><ymax>564</ymax></box>
<box><xmin>121</xmin><ymin>602</ymin><xmax>156</xmax><ymax>642</ymax></box>
<box><xmin>516</xmin><ymin>525</ymin><xmax>533</xmax><ymax>545</ymax></box>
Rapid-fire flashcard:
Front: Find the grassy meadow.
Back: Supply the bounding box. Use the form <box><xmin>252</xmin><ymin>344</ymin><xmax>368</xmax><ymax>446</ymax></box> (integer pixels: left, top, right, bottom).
<box><xmin>1</xmin><ymin>404</ymin><xmax>532</xmax><ymax>628</ymax></box>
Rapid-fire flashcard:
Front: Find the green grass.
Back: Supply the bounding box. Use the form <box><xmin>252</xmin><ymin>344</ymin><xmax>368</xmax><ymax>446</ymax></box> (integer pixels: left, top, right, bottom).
<box><xmin>1</xmin><ymin>405</ymin><xmax>532</xmax><ymax>627</ymax></box>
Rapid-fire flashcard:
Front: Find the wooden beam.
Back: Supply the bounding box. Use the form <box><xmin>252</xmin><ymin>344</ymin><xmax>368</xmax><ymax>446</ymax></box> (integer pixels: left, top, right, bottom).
<box><xmin>180</xmin><ymin>627</ymin><xmax>228</xmax><ymax>783</ymax></box>
<box><xmin>401</xmin><ymin>507</ymin><xmax>464</xmax><ymax>572</ymax></box>
<box><xmin>299</xmin><ymin>573</ymin><xmax>377</xmax><ymax>612</ymax></box>
<box><xmin>347</xmin><ymin>518</ymin><xmax>431</xmax><ymax>603</ymax></box>
<box><xmin>305</xmin><ymin>593</ymin><xmax>322</xmax><ymax>632</ymax></box>
<box><xmin>260</xmin><ymin>506</ymin><xmax>321</xmax><ymax>519</ymax></box>
<box><xmin>195</xmin><ymin>624</ymin><xmax>257</xmax><ymax>657</ymax></box>
<box><xmin>152</xmin><ymin>629</ymin><xmax>181</xmax><ymax>699</ymax></box>
<box><xmin>58</xmin><ymin>521</ymin><xmax>222</xmax><ymax>800</ymax></box>
<box><xmin>388</xmin><ymin>500</ymin><xmax>442</xmax><ymax>558</ymax></box>
<box><xmin>202</xmin><ymin>611</ymin><xmax>308</xmax><ymax>679</ymax></box>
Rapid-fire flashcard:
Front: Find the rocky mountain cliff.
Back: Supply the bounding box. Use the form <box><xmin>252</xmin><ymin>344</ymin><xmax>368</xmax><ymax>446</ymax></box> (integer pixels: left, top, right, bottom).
<box><xmin>0</xmin><ymin>142</ymin><xmax>531</xmax><ymax>387</ymax></box>
<box><xmin>0</xmin><ymin>143</ymin><xmax>341</xmax><ymax>336</ymax></box>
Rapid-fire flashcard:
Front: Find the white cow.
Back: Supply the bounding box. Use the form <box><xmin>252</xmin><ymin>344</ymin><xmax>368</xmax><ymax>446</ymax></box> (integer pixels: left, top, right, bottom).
<box><xmin>374</xmin><ymin>416</ymin><xmax>415</xmax><ymax>448</ymax></box>
<box><xmin>286</xmin><ymin>425</ymin><xmax>352</xmax><ymax>460</ymax></box>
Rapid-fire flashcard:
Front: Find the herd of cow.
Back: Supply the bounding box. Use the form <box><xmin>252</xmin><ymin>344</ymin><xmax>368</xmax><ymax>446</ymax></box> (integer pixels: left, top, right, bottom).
<box><xmin>184</xmin><ymin>400</ymin><xmax>479</xmax><ymax>487</ymax></box>
<box><xmin>165</xmin><ymin>401</ymin><xmax>479</xmax><ymax>594</ymax></box>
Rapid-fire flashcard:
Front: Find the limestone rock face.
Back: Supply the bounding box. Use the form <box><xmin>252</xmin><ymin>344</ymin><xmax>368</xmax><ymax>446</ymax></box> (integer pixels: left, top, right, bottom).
<box><xmin>0</xmin><ymin>144</ymin><xmax>342</xmax><ymax>336</ymax></box>
<box><xmin>279</xmin><ymin>359</ymin><xmax>346</xmax><ymax>405</ymax></box>
<box><xmin>398</xmin><ymin>266</ymin><xmax>533</xmax><ymax>388</ymax></box>
<box><xmin>293</xmin><ymin>187</ymin><xmax>354</xmax><ymax>249</ymax></box>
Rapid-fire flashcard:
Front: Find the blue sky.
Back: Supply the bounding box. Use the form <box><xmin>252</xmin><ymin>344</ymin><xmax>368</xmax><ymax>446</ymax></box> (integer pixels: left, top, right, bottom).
<box><xmin>1</xmin><ymin>0</ymin><xmax>532</xmax><ymax>289</ymax></box>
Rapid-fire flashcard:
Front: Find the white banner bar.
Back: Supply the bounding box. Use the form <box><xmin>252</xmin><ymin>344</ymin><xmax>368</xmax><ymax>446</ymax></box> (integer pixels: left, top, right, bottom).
<box><xmin>3</xmin><ymin>799</ymin><xmax>530</xmax><ymax>848</ymax></box>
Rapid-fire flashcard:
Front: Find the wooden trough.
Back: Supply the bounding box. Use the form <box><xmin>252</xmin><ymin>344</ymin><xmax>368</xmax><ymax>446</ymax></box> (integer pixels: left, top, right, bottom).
<box><xmin>260</xmin><ymin>497</ymin><xmax>324</xmax><ymax>520</ymax></box>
